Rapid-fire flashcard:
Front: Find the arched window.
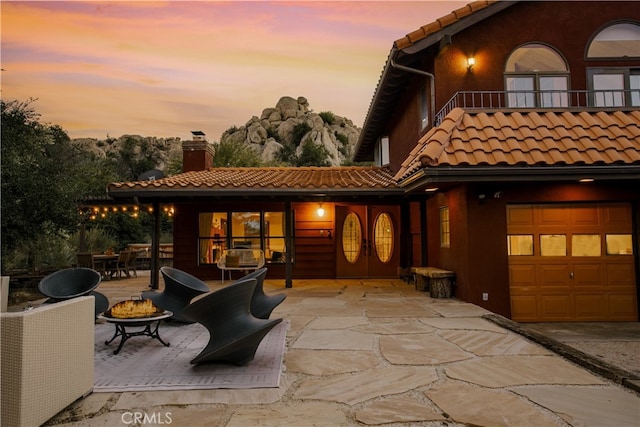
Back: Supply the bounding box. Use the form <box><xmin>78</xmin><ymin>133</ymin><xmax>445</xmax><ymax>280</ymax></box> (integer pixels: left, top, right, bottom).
<box><xmin>587</xmin><ymin>22</ymin><xmax>640</xmax><ymax>58</ymax></box>
<box><xmin>587</xmin><ymin>22</ymin><xmax>640</xmax><ymax>107</ymax></box>
<box><xmin>504</xmin><ymin>43</ymin><xmax>569</xmax><ymax>108</ymax></box>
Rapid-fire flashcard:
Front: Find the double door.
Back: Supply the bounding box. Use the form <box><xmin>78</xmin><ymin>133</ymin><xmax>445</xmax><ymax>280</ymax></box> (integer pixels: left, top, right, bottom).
<box><xmin>335</xmin><ymin>205</ymin><xmax>400</xmax><ymax>278</ymax></box>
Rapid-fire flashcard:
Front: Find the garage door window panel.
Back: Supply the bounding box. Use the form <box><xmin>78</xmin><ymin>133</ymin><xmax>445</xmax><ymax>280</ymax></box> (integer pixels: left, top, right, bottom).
<box><xmin>571</xmin><ymin>234</ymin><xmax>601</xmax><ymax>257</ymax></box>
<box><xmin>606</xmin><ymin>234</ymin><xmax>634</xmax><ymax>255</ymax></box>
<box><xmin>540</xmin><ymin>234</ymin><xmax>566</xmax><ymax>257</ymax></box>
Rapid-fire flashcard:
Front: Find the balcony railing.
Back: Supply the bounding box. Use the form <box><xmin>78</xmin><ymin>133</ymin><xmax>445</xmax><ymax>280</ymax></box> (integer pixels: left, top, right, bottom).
<box><xmin>435</xmin><ymin>89</ymin><xmax>640</xmax><ymax>125</ymax></box>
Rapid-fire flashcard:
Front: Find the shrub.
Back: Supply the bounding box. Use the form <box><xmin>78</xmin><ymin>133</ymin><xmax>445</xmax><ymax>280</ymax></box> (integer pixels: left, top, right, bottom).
<box><xmin>292</xmin><ymin>122</ymin><xmax>312</xmax><ymax>146</ymax></box>
<box><xmin>319</xmin><ymin>111</ymin><xmax>336</xmax><ymax>125</ymax></box>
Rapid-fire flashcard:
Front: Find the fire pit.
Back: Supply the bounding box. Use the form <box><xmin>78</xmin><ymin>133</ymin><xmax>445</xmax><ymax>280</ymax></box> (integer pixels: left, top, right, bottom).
<box><xmin>98</xmin><ymin>299</ymin><xmax>172</xmax><ymax>354</ymax></box>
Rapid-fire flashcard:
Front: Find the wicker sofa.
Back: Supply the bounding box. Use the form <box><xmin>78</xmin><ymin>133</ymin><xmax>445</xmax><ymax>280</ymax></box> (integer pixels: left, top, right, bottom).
<box><xmin>1</xmin><ymin>296</ymin><xmax>95</xmax><ymax>426</ymax></box>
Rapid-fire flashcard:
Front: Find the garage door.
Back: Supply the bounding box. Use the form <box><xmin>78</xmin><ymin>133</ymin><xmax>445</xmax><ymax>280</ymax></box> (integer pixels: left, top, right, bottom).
<box><xmin>508</xmin><ymin>203</ymin><xmax>638</xmax><ymax>322</ymax></box>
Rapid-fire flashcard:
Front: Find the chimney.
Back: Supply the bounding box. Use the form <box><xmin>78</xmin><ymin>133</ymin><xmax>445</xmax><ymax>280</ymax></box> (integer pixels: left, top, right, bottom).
<box><xmin>182</xmin><ymin>131</ymin><xmax>214</xmax><ymax>172</ymax></box>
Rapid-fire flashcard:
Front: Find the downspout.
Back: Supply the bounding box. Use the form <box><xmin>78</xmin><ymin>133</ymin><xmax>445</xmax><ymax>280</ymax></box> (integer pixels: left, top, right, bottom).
<box><xmin>390</xmin><ymin>59</ymin><xmax>435</xmax><ymax>127</ymax></box>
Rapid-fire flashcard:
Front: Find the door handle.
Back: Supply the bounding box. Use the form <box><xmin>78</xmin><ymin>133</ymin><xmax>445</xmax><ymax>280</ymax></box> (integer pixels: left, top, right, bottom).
<box><xmin>569</xmin><ymin>272</ymin><xmax>574</xmax><ymax>279</ymax></box>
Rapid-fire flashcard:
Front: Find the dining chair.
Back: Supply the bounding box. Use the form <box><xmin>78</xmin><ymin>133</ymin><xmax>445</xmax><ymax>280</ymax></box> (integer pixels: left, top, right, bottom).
<box><xmin>107</xmin><ymin>251</ymin><xmax>130</xmax><ymax>279</ymax></box>
<box><xmin>125</xmin><ymin>250</ymin><xmax>138</xmax><ymax>278</ymax></box>
<box><xmin>76</xmin><ymin>253</ymin><xmax>95</xmax><ymax>269</ymax></box>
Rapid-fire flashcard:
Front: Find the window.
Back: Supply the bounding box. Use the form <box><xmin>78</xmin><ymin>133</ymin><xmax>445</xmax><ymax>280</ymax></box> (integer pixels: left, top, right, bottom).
<box><xmin>198</xmin><ymin>210</ymin><xmax>286</xmax><ymax>265</ymax></box>
<box><xmin>505</xmin><ymin>43</ymin><xmax>569</xmax><ymax>108</ymax></box>
<box><xmin>373</xmin><ymin>212</ymin><xmax>393</xmax><ymax>263</ymax></box>
<box><xmin>587</xmin><ymin>22</ymin><xmax>640</xmax><ymax>107</ymax></box>
<box><xmin>507</xmin><ymin>235</ymin><xmax>534</xmax><ymax>256</ymax></box>
<box><xmin>588</xmin><ymin>68</ymin><xmax>640</xmax><ymax>107</ymax></box>
<box><xmin>420</xmin><ymin>85</ymin><xmax>429</xmax><ymax>129</ymax></box>
<box><xmin>540</xmin><ymin>234</ymin><xmax>566</xmax><ymax>256</ymax></box>
<box><xmin>587</xmin><ymin>22</ymin><xmax>640</xmax><ymax>58</ymax></box>
<box><xmin>606</xmin><ymin>234</ymin><xmax>634</xmax><ymax>255</ymax></box>
<box><xmin>571</xmin><ymin>234</ymin><xmax>601</xmax><ymax>257</ymax></box>
<box><xmin>198</xmin><ymin>212</ymin><xmax>227</xmax><ymax>264</ymax></box>
<box><xmin>342</xmin><ymin>212</ymin><xmax>362</xmax><ymax>263</ymax></box>
<box><xmin>439</xmin><ymin>207</ymin><xmax>450</xmax><ymax>248</ymax></box>
<box><xmin>375</xmin><ymin>136</ymin><xmax>390</xmax><ymax>166</ymax></box>
<box><xmin>264</xmin><ymin>212</ymin><xmax>286</xmax><ymax>262</ymax></box>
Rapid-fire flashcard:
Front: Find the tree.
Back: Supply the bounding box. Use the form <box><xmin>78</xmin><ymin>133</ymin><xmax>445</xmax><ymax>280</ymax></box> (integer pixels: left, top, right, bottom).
<box><xmin>1</xmin><ymin>100</ymin><xmax>120</xmax><ymax>272</ymax></box>
<box><xmin>2</xmin><ymin>101</ymin><xmax>70</xmax><ymax>249</ymax></box>
<box><xmin>212</xmin><ymin>138</ymin><xmax>262</xmax><ymax>167</ymax></box>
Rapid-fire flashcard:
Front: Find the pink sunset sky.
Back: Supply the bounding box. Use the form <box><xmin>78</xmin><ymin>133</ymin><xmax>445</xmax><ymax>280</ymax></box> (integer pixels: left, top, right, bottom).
<box><xmin>2</xmin><ymin>1</ymin><xmax>463</xmax><ymax>141</ymax></box>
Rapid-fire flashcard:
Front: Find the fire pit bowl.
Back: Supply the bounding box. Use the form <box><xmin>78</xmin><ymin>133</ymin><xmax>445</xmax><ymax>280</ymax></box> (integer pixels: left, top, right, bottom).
<box><xmin>38</xmin><ymin>268</ymin><xmax>102</xmax><ymax>300</ymax></box>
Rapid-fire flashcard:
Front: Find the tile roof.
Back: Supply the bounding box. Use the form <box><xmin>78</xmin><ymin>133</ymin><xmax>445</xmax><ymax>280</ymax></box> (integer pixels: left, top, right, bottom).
<box><xmin>108</xmin><ymin>166</ymin><xmax>401</xmax><ymax>196</ymax></box>
<box><xmin>394</xmin><ymin>108</ymin><xmax>640</xmax><ymax>182</ymax></box>
<box><xmin>394</xmin><ymin>1</ymin><xmax>497</xmax><ymax>50</ymax></box>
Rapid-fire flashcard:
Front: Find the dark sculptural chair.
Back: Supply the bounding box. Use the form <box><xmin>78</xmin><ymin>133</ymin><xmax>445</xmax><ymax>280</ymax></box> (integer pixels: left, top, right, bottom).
<box><xmin>38</xmin><ymin>267</ymin><xmax>108</xmax><ymax>316</ymax></box>
<box><xmin>181</xmin><ymin>277</ymin><xmax>282</xmax><ymax>366</ymax></box>
<box><xmin>240</xmin><ymin>268</ymin><xmax>286</xmax><ymax>319</ymax></box>
<box><xmin>142</xmin><ymin>266</ymin><xmax>209</xmax><ymax>323</ymax></box>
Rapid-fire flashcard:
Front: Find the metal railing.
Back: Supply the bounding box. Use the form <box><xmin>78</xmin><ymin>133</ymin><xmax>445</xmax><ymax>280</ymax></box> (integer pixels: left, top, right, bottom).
<box><xmin>435</xmin><ymin>89</ymin><xmax>640</xmax><ymax>125</ymax></box>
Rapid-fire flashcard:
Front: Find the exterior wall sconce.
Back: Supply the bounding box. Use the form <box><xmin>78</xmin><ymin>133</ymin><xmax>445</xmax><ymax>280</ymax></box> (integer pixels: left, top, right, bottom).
<box><xmin>467</xmin><ymin>57</ymin><xmax>476</xmax><ymax>72</ymax></box>
<box><xmin>317</xmin><ymin>204</ymin><xmax>325</xmax><ymax>217</ymax></box>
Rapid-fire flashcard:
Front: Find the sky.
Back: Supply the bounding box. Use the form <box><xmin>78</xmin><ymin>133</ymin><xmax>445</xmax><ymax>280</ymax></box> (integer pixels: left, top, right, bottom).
<box><xmin>2</xmin><ymin>1</ymin><xmax>463</xmax><ymax>141</ymax></box>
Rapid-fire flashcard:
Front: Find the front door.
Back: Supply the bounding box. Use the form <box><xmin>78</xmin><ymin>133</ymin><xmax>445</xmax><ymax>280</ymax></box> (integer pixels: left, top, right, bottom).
<box><xmin>335</xmin><ymin>205</ymin><xmax>400</xmax><ymax>278</ymax></box>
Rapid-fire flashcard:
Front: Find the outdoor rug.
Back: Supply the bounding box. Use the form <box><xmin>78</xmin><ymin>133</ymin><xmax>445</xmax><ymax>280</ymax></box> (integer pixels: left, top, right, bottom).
<box><xmin>93</xmin><ymin>320</ymin><xmax>288</xmax><ymax>392</ymax></box>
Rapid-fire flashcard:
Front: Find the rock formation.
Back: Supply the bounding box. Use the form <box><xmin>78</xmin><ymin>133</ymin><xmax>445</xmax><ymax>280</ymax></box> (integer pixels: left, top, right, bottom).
<box><xmin>220</xmin><ymin>96</ymin><xmax>360</xmax><ymax>166</ymax></box>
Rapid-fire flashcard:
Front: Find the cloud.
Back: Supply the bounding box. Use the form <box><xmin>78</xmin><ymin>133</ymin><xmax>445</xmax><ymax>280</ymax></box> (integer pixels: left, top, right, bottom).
<box><xmin>2</xmin><ymin>1</ymin><xmax>460</xmax><ymax>140</ymax></box>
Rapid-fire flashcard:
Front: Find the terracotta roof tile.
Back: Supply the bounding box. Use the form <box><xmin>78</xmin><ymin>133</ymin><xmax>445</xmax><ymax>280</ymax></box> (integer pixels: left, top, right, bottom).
<box><xmin>394</xmin><ymin>1</ymin><xmax>497</xmax><ymax>50</ymax></box>
<box><xmin>109</xmin><ymin>166</ymin><xmax>401</xmax><ymax>195</ymax></box>
<box><xmin>393</xmin><ymin>109</ymin><xmax>640</xmax><ymax>181</ymax></box>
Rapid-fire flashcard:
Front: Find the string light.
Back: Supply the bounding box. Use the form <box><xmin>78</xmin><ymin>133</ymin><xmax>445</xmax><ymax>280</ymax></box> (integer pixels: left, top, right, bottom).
<box><xmin>82</xmin><ymin>204</ymin><xmax>174</xmax><ymax>220</ymax></box>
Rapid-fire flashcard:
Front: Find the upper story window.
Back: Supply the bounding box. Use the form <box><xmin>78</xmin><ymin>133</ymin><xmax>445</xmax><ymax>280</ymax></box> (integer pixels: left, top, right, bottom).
<box><xmin>504</xmin><ymin>43</ymin><xmax>569</xmax><ymax>108</ymax></box>
<box><xmin>420</xmin><ymin>84</ymin><xmax>429</xmax><ymax>129</ymax></box>
<box><xmin>587</xmin><ymin>22</ymin><xmax>640</xmax><ymax>59</ymax></box>
<box><xmin>587</xmin><ymin>22</ymin><xmax>640</xmax><ymax>107</ymax></box>
<box><xmin>375</xmin><ymin>136</ymin><xmax>389</xmax><ymax>166</ymax></box>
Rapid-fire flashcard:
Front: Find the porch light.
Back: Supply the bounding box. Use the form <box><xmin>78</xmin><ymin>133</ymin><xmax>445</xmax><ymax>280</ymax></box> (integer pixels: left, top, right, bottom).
<box><xmin>317</xmin><ymin>204</ymin><xmax>325</xmax><ymax>217</ymax></box>
<box><xmin>467</xmin><ymin>57</ymin><xmax>475</xmax><ymax>71</ymax></box>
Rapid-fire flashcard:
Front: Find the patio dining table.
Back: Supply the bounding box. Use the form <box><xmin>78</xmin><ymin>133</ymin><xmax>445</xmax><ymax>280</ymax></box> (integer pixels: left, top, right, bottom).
<box><xmin>92</xmin><ymin>254</ymin><xmax>118</xmax><ymax>280</ymax></box>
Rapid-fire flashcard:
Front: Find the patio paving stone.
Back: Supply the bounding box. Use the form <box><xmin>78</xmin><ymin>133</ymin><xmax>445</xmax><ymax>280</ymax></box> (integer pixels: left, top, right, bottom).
<box><xmin>226</xmin><ymin>402</ymin><xmax>350</xmax><ymax>427</ymax></box>
<box><xmin>514</xmin><ymin>385</ymin><xmax>640</xmax><ymax>427</ymax></box>
<box><xmin>291</xmin><ymin>329</ymin><xmax>374</xmax><ymax>351</ymax></box>
<box><xmin>354</xmin><ymin>318</ymin><xmax>436</xmax><ymax>334</ymax></box>
<box><xmin>293</xmin><ymin>366</ymin><xmax>439</xmax><ymax>405</ymax></box>
<box><xmin>425</xmin><ymin>380</ymin><xmax>561</xmax><ymax>427</ymax></box>
<box><xmin>285</xmin><ymin>349</ymin><xmax>379</xmax><ymax>375</ymax></box>
<box><xmin>445</xmin><ymin>355</ymin><xmax>607</xmax><ymax>387</ymax></box>
<box><xmin>355</xmin><ymin>394</ymin><xmax>445</xmax><ymax>425</ymax></box>
<box><xmin>439</xmin><ymin>329</ymin><xmax>552</xmax><ymax>356</ymax></box>
<box><xmin>379</xmin><ymin>334</ymin><xmax>472</xmax><ymax>365</ymax></box>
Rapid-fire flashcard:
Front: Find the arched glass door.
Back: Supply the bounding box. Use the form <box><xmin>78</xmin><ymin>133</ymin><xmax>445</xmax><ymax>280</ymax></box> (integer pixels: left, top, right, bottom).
<box><xmin>336</xmin><ymin>205</ymin><xmax>400</xmax><ymax>278</ymax></box>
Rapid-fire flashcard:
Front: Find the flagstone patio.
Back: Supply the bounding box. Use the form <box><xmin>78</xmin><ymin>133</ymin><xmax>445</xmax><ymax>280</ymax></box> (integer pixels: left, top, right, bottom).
<box><xmin>42</xmin><ymin>272</ymin><xmax>640</xmax><ymax>426</ymax></box>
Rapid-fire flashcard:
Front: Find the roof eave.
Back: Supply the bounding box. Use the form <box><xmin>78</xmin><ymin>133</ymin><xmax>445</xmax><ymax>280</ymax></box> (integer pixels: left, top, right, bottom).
<box><xmin>399</xmin><ymin>165</ymin><xmax>640</xmax><ymax>192</ymax></box>
<box><xmin>107</xmin><ymin>187</ymin><xmax>406</xmax><ymax>200</ymax></box>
